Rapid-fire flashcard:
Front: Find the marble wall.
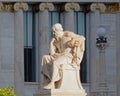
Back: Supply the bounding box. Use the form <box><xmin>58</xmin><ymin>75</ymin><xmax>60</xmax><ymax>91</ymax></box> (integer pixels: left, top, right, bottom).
<box><xmin>0</xmin><ymin>12</ymin><xmax>14</xmax><ymax>88</ymax></box>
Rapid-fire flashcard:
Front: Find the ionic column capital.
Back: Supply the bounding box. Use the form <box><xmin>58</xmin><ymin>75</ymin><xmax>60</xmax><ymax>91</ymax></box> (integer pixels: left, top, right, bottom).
<box><xmin>64</xmin><ymin>2</ymin><xmax>80</xmax><ymax>11</ymax></box>
<box><xmin>39</xmin><ymin>2</ymin><xmax>54</xmax><ymax>11</ymax></box>
<box><xmin>90</xmin><ymin>3</ymin><xmax>106</xmax><ymax>12</ymax></box>
<box><xmin>14</xmin><ymin>2</ymin><xmax>28</xmax><ymax>11</ymax></box>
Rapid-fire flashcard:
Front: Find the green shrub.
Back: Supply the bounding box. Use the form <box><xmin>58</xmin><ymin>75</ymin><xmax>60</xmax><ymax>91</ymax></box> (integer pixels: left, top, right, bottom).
<box><xmin>0</xmin><ymin>87</ymin><xmax>17</xmax><ymax>96</ymax></box>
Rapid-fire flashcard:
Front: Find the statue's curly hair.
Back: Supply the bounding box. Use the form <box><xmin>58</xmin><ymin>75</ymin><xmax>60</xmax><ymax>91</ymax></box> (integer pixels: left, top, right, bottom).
<box><xmin>52</xmin><ymin>23</ymin><xmax>63</xmax><ymax>32</ymax></box>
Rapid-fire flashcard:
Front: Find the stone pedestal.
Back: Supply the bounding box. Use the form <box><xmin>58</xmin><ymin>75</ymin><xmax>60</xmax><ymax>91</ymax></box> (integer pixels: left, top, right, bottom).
<box><xmin>34</xmin><ymin>89</ymin><xmax>87</xmax><ymax>96</ymax></box>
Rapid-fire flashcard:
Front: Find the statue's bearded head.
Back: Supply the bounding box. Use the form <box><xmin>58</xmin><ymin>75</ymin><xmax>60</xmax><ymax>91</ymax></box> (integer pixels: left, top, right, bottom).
<box><xmin>52</xmin><ymin>23</ymin><xmax>64</xmax><ymax>40</ymax></box>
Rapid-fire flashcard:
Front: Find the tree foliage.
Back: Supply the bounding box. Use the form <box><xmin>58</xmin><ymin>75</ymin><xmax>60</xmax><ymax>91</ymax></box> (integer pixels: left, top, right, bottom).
<box><xmin>0</xmin><ymin>87</ymin><xmax>17</xmax><ymax>96</ymax></box>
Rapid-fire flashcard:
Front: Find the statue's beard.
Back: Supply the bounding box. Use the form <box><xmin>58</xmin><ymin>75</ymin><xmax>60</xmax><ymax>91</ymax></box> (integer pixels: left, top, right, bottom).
<box><xmin>55</xmin><ymin>36</ymin><xmax>60</xmax><ymax>41</ymax></box>
<box><xmin>54</xmin><ymin>31</ymin><xmax>63</xmax><ymax>40</ymax></box>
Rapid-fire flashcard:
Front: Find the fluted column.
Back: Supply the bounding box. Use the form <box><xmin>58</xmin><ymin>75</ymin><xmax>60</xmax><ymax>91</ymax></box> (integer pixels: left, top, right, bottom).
<box><xmin>0</xmin><ymin>2</ymin><xmax>3</xmax><ymax>71</ymax></box>
<box><xmin>0</xmin><ymin>2</ymin><xmax>15</xmax><ymax>88</ymax></box>
<box><xmin>116</xmin><ymin>3</ymin><xmax>120</xmax><ymax>96</ymax></box>
<box><xmin>38</xmin><ymin>2</ymin><xmax>54</xmax><ymax>88</ymax></box>
<box><xmin>14</xmin><ymin>2</ymin><xmax>28</xmax><ymax>96</ymax></box>
<box><xmin>89</xmin><ymin>3</ymin><xmax>102</xmax><ymax>91</ymax></box>
<box><xmin>89</xmin><ymin>9</ymin><xmax>99</xmax><ymax>92</ymax></box>
<box><xmin>89</xmin><ymin>3</ymin><xmax>108</xmax><ymax>96</ymax></box>
<box><xmin>64</xmin><ymin>3</ymin><xmax>80</xmax><ymax>32</ymax></box>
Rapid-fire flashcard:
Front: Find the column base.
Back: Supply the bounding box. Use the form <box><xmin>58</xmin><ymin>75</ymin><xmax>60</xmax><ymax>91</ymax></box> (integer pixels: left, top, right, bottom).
<box><xmin>34</xmin><ymin>89</ymin><xmax>87</xmax><ymax>96</ymax></box>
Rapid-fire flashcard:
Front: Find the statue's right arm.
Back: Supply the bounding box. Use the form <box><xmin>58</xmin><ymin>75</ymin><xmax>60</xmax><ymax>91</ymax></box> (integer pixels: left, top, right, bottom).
<box><xmin>50</xmin><ymin>38</ymin><xmax>56</xmax><ymax>55</ymax></box>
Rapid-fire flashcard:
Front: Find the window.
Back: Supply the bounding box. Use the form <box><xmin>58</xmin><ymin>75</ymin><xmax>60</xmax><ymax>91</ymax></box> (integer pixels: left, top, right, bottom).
<box><xmin>24</xmin><ymin>5</ymin><xmax>36</xmax><ymax>82</ymax></box>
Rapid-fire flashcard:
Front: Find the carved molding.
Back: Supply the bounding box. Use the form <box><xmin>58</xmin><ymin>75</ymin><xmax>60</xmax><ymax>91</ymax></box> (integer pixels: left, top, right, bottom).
<box><xmin>0</xmin><ymin>2</ymin><xmax>4</xmax><ymax>11</ymax></box>
<box><xmin>64</xmin><ymin>2</ymin><xmax>80</xmax><ymax>11</ymax></box>
<box><xmin>90</xmin><ymin>3</ymin><xmax>119</xmax><ymax>13</ymax></box>
<box><xmin>39</xmin><ymin>2</ymin><xmax>54</xmax><ymax>11</ymax></box>
<box><xmin>118</xmin><ymin>3</ymin><xmax>120</xmax><ymax>12</ymax></box>
<box><xmin>14</xmin><ymin>2</ymin><xmax>28</xmax><ymax>11</ymax></box>
<box><xmin>5</xmin><ymin>4</ymin><xmax>14</xmax><ymax>12</ymax></box>
<box><xmin>105</xmin><ymin>3</ymin><xmax>119</xmax><ymax>13</ymax></box>
<box><xmin>90</xmin><ymin>3</ymin><xmax>106</xmax><ymax>12</ymax></box>
<box><xmin>0</xmin><ymin>2</ymin><xmax>28</xmax><ymax>12</ymax></box>
<box><xmin>0</xmin><ymin>2</ymin><xmax>14</xmax><ymax>12</ymax></box>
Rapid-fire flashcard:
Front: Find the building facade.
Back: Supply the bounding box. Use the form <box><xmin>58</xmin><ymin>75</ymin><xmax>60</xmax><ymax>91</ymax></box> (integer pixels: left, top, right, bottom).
<box><xmin>0</xmin><ymin>0</ymin><xmax>120</xmax><ymax>96</ymax></box>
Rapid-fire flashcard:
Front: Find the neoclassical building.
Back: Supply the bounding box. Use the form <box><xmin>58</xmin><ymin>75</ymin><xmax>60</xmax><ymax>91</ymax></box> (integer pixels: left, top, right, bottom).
<box><xmin>0</xmin><ymin>0</ymin><xmax>120</xmax><ymax>96</ymax></box>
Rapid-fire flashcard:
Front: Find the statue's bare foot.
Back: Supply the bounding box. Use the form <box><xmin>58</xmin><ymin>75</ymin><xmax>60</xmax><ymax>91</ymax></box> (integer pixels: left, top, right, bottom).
<box><xmin>43</xmin><ymin>82</ymin><xmax>55</xmax><ymax>89</ymax></box>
